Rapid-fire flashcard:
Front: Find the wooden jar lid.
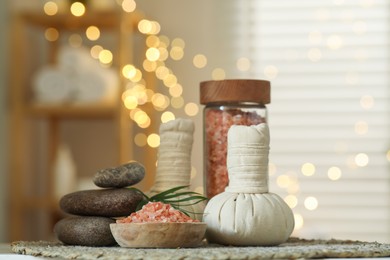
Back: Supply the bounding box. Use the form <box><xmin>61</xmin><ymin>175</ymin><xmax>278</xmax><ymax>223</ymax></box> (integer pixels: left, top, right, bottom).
<box><xmin>200</xmin><ymin>79</ymin><xmax>270</xmax><ymax>104</ymax></box>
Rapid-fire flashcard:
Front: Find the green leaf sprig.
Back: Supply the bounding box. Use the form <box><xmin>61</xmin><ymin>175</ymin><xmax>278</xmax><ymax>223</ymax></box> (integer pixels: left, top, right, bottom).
<box><xmin>129</xmin><ymin>185</ymin><xmax>208</xmax><ymax>216</ymax></box>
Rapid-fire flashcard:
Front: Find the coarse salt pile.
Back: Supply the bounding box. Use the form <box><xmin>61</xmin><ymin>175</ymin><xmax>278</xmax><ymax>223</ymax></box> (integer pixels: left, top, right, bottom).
<box><xmin>117</xmin><ymin>202</ymin><xmax>199</xmax><ymax>223</ymax></box>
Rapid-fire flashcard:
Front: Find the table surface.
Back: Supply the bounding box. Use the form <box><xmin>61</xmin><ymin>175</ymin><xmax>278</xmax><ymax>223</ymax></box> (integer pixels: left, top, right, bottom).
<box><xmin>0</xmin><ymin>244</ymin><xmax>11</xmax><ymax>254</ymax></box>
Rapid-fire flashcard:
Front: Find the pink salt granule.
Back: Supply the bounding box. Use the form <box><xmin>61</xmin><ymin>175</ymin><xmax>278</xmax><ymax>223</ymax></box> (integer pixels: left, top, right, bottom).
<box><xmin>117</xmin><ymin>201</ymin><xmax>199</xmax><ymax>223</ymax></box>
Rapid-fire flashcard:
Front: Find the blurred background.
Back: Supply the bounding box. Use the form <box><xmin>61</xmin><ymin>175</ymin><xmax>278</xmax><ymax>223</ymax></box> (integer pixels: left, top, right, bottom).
<box><xmin>0</xmin><ymin>0</ymin><xmax>389</xmax><ymax>243</ymax></box>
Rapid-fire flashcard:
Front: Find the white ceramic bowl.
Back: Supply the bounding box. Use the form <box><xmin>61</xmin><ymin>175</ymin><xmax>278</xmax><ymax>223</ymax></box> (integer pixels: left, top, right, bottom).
<box><xmin>110</xmin><ymin>222</ymin><xmax>207</xmax><ymax>248</ymax></box>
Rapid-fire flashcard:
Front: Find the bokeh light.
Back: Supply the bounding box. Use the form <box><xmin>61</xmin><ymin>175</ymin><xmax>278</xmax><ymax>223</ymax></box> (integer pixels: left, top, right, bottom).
<box><xmin>355</xmin><ymin>153</ymin><xmax>369</xmax><ymax>167</ymax></box>
<box><xmin>147</xmin><ymin>134</ymin><xmax>160</xmax><ymax>148</ymax></box>
<box><xmin>122</xmin><ymin>0</ymin><xmax>136</xmax><ymax>13</ymax></box>
<box><xmin>301</xmin><ymin>163</ymin><xmax>316</xmax><ymax>176</ymax></box>
<box><xmin>86</xmin><ymin>26</ymin><xmax>100</xmax><ymax>41</ymax></box>
<box><xmin>184</xmin><ymin>102</ymin><xmax>199</xmax><ymax>116</ymax></box>
<box><xmin>43</xmin><ymin>1</ymin><xmax>58</xmax><ymax>16</ymax></box>
<box><xmin>304</xmin><ymin>197</ymin><xmax>318</xmax><ymax>211</ymax></box>
<box><xmin>328</xmin><ymin>166</ymin><xmax>342</xmax><ymax>181</ymax></box>
<box><xmin>70</xmin><ymin>2</ymin><xmax>86</xmax><ymax>17</ymax></box>
<box><xmin>193</xmin><ymin>54</ymin><xmax>207</xmax><ymax>68</ymax></box>
<box><xmin>44</xmin><ymin>28</ymin><xmax>59</xmax><ymax>42</ymax></box>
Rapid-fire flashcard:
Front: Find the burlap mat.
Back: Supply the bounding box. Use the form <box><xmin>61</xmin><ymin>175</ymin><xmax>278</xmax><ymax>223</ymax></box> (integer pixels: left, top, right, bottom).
<box><xmin>11</xmin><ymin>237</ymin><xmax>390</xmax><ymax>259</ymax></box>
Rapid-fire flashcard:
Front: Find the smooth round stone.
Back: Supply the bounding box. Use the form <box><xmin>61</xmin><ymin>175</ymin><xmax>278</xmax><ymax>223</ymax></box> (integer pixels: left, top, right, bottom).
<box><xmin>54</xmin><ymin>216</ymin><xmax>116</xmax><ymax>246</ymax></box>
<box><xmin>60</xmin><ymin>188</ymin><xmax>143</xmax><ymax>217</ymax></box>
<box><xmin>93</xmin><ymin>161</ymin><xmax>145</xmax><ymax>188</ymax></box>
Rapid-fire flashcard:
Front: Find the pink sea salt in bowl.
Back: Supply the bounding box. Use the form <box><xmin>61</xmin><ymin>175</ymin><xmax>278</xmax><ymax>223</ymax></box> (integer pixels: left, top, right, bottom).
<box><xmin>110</xmin><ymin>222</ymin><xmax>207</xmax><ymax>248</ymax></box>
<box><xmin>110</xmin><ymin>201</ymin><xmax>207</xmax><ymax>248</ymax></box>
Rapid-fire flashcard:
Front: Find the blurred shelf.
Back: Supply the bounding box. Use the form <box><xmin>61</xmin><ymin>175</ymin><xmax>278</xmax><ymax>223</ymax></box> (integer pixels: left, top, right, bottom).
<box><xmin>8</xmin><ymin>10</ymin><xmax>146</xmax><ymax>242</ymax></box>
<box><xmin>20</xmin><ymin>10</ymin><xmax>143</xmax><ymax>29</ymax></box>
<box><xmin>27</xmin><ymin>103</ymin><xmax>118</xmax><ymax>119</ymax></box>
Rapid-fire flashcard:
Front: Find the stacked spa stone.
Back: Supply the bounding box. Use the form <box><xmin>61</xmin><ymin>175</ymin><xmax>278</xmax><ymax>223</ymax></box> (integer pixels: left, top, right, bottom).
<box><xmin>54</xmin><ymin>161</ymin><xmax>145</xmax><ymax>247</ymax></box>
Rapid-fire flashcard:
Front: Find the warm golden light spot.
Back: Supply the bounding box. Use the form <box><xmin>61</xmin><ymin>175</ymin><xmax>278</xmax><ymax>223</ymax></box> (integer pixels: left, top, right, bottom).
<box><xmin>327</xmin><ymin>34</ymin><xmax>343</xmax><ymax>50</ymax></box>
<box><xmin>147</xmin><ymin>134</ymin><xmax>160</xmax><ymax>148</ymax></box>
<box><xmin>138</xmin><ymin>117</ymin><xmax>151</xmax><ymax>129</ymax></box>
<box><xmin>146</xmin><ymin>35</ymin><xmax>160</xmax><ymax>47</ymax></box>
<box><xmin>294</xmin><ymin>214</ymin><xmax>304</xmax><ymax>230</ymax></box>
<box><xmin>68</xmin><ymin>34</ymin><xmax>82</xmax><ymax>48</ymax></box>
<box><xmin>287</xmin><ymin>182</ymin><xmax>300</xmax><ymax>194</ymax></box>
<box><xmin>143</xmin><ymin>60</ymin><xmax>157</xmax><ymax>72</ymax></box>
<box><xmin>355</xmin><ymin>153</ymin><xmax>369</xmax><ymax>167</ymax></box>
<box><xmin>284</xmin><ymin>195</ymin><xmax>298</xmax><ymax>209</ymax></box>
<box><xmin>386</xmin><ymin>150</ymin><xmax>390</xmax><ymax>162</ymax></box>
<box><xmin>156</xmin><ymin>66</ymin><xmax>170</xmax><ymax>80</ymax></box>
<box><xmin>171</xmin><ymin>38</ymin><xmax>185</xmax><ymax>48</ymax></box>
<box><xmin>264</xmin><ymin>65</ymin><xmax>278</xmax><ymax>79</ymax></box>
<box><xmin>328</xmin><ymin>166</ymin><xmax>342</xmax><ymax>181</ymax></box>
<box><xmin>307</xmin><ymin>48</ymin><xmax>322</xmax><ymax>62</ymax></box>
<box><xmin>90</xmin><ymin>45</ymin><xmax>103</xmax><ymax>59</ymax></box>
<box><xmin>138</xmin><ymin>19</ymin><xmax>152</xmax><ymax>34</ymax></box>
<box><xmin>301</xmin><ymin>163</ymin><xmax>316</xmax><ymax>176</ymax></box>
<box><xmin>159</xmin><ymin>35</ymin><xmax>170</xmax><ymax>47</ymax></box>
<box><xmin>122</xmin><ymin>0</ymin><xmax>136</xmax><ymax>13</ymax></box>
<box><xmin>134</xmin><ymin>110</ymin><xmax>150</xmax><ymax>128</ymax></box>
<box><xmin>355</xmin><ymin>121</ymin><xmax>368</xmax><ymax>135</ymax></box>
<box><xmin>129</xmin><ymin>108</ymin><xmax>140</xmax><ymax>120</ymax></box>
<box><xmin>304</xmin><ymin>197</ymin><xmax>318</xmax><ymax>211</ymax></box>
<box><xmin>138</xmin><ymin>19</ymin><xmax>160</xmax><ymax>35</ymax></box>
<box><xmin>163</xmin><ymin>74</ymin><xmax>177</xmax><ymax>88</ymax></box>
<box><xmin>129</xmin><ymin>69</ymin><xmax>142</xmax><ymax>83</ymax></box>
<box><xmin>86</xmin><ymin>26</ymin><xmax>100</xmax><ymax>41</ymax></box>
<box><xmin>134</xmin><ymin>133</ymin><xmax>147</xmax><ymax>147</ymax></box>
<box><xmin>171</xmin><ymin>96</ymin><xmax>184</xmax><ymax>109</ymax></box>
<box><xmin>193</xmin><ymin>54</ymin><xmax>207</xmax><ymax>68</ymax></box>
<box><xmin>211</xmin><ymin>68</ymin><xmax>226</xmax><ymax>80</ymax></box>
<box><xmin>150</xmin><ymin>21</ymin><xmax>161</xmax><ymax>35</ymax></box>
<box><xmin>44</xmin><ymin>28</ymin><xmax>59</xmax><ymax>42</ymax></box>
<box><xmin>124</xmin><ymin>95</ymin><xmax>138</xmax><ymax>110</ymax></box>
<box><xmin>44</xmin><ymin>1</ymin><xmax>58</xmax><ymax>16</ymax></box>
<box><xmin>276</xmin><ymin>174</ymin><xmax>290</xmax><ymax>188</ymax></box>
<box><xmin>99</xmin><ymin>49</ymin><xmax>113</xmax><ymax>65</ymax></box>
<box><xmin>161</xmin><ymin>111</ymin><xmax>175</xmax><ymax>123</ymax></box>
<box><xmin>146</xmin><ymin>47</ymin><xmax>160</xmax><ymax>61</ymax></box>
<box><xmin>70</xmin><ymin>2</ymin><xmax>86</xmax><ymax>17</ymax></box>
<box><xmin>236</xmin><ymin>57</ymin><xmax>251</xmax><ymax>71</ymax></box>
<box><xmin>170</xmin><ymin>46</ymin><xmax>184</xmax><ymax>61</ymax></box>
<box><xmin>151</xmin><ymin>93</ymin><xmax>169</xmax><ymax>110</ymax></box>
<box><xmin>158</xmin><ymin>47</ymin><xmax>169</xmax><ymax>61</ymax></box>
<box><xmin>360</xmin><ymin>95</ymin><xmax>374</xmax><ymax>109</ymax></box>
<box><xmin>169</xmin><ymin>84</ymin><xmax>183</xmax><ymax>97</ymax></box>
<box><xmin>122</xmin><ymin>64</ymin><xmax>137</xmax><ymax>79</ymax></box>
<box><xmin>184</xmin><ymin>102</ymin><xmax>199</xmax><ymax>117</ymax></box>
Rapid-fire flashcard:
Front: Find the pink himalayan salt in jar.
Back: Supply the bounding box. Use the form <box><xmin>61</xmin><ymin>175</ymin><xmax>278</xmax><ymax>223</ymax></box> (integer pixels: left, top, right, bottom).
<box><xmin>200</xmin><ymin>79</ymin><xmax>270</xmax><ymax>198</ymax></box>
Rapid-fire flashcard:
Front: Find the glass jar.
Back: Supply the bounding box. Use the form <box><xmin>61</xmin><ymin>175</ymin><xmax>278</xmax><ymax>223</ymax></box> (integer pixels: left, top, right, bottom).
<box><xmin>200</xmin><ymin>79</ymin><xmax>270</xmax><ymax>198</ymax></box>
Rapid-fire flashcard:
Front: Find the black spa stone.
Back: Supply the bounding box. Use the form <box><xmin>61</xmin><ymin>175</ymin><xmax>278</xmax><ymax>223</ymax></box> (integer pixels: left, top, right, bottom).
<box><xmin>93</xmin><ymin>161</ymin><xmax>145</xmax><ymax>188</ymax></box>
<box><xmin>59</xmin><ymin>188</ymin><xmax>143</xmax><ymax>217</ymax></box>
<box><xmin>54</xmin><ymin>216</ymin><xmax>116</xmax><ymax>247</ymax></box>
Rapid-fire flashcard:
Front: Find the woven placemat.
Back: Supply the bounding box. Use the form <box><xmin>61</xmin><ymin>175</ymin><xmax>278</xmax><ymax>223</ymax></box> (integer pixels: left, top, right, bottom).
<box><xmin>11</xmin><ymin>237</ymin><xmax>390</xmax><ymax>259</ymax></box>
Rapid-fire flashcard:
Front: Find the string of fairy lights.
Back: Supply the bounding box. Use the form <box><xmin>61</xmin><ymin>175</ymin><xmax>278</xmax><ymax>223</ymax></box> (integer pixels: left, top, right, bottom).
<box><xmin>43</xmin><ymin>0</ymin><xmax>205</xmax><ymax>149</ymax></box>
<box><xmin>40</xmin><ymin>0</ymin><xmax>389</xmax><ymax>236</ymax></box>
